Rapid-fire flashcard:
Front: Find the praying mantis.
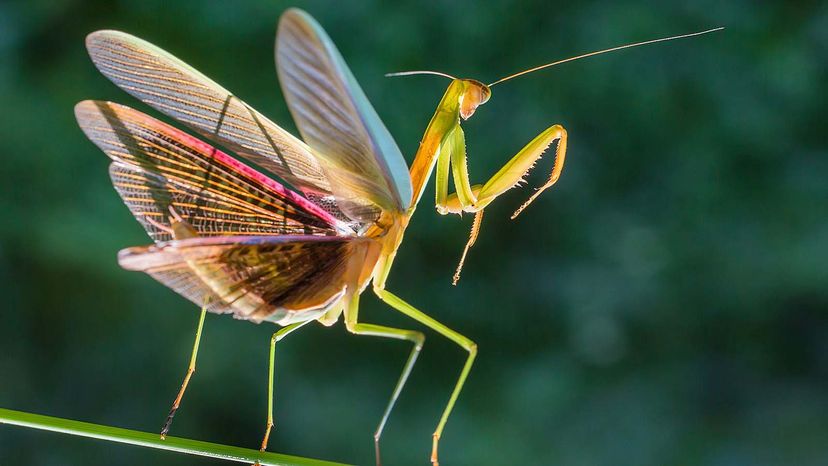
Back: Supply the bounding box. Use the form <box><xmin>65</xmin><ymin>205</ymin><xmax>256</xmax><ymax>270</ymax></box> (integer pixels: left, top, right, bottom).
<box><xmin>74</xmin><ymin>7</ymin><xmax>721</xmax><ymax>465</ymax></box>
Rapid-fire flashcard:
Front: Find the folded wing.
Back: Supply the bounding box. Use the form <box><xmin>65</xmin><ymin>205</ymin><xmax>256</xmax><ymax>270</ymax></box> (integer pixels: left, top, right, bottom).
<box><xmin>277</xmin><ymin>8</ymin><xmax>413</xmax><ymax>223</ymax></box>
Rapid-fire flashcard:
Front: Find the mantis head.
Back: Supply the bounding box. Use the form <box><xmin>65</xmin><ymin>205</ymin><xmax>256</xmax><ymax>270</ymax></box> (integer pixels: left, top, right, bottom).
<box><xmin>457</xmin><ymin>79</ymin><xmax>491</xmax><ymax>120</ymax></box>
<box><xmin>383</xmin><ymin>70</ymin><xmax>491</xmax><ymax>120</ymax></box>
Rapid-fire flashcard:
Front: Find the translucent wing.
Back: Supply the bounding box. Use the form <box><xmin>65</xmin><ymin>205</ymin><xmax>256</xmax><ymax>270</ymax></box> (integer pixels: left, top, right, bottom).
<box><xmin>277</xmin><ymin>8</ymin><xmax>413</xmax><ymax>222</ymax></box>
<box><xmin>109</xmin><ymin>163</ymin><xmax>330</xmax><ymax>242</ymax></box>
<box><xmin>84</xmin><ymin>30</ymin><xmax>340</xmax><ymax>211</ymax></box>
<box><xmin>75</xmin><ymin>100</ymin><xmax>345</xmax><ymax>242</ymax></box>
<box><xmin>119</xmin><ymin>236</ymin><xmax>354</xmax><ymax>324</ymax></box>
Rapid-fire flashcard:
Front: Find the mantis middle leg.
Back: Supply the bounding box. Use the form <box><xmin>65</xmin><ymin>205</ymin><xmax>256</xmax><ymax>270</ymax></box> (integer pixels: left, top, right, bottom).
<box><xmin>344</xmin><ymin>292</ymin><xmax>425</xmax><ymax>466</ymax></box>
<box><xmin>258</xmin><ymin>319</ymin><xmax>313</xmax><ymax>453</ymax></box>
<box><xmin>372</xmin><ymin>286</ymin><xmax>477</xmax><ymax>466</ymax></box>
<box><xmin>160</xmin><ymin>304</ymin><xmax>207</xmax><ymax>439</ymax></box>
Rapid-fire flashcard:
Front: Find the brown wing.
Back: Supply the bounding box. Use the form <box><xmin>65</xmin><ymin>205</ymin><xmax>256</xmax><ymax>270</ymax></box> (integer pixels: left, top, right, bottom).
<box><xmin>118</xmin><ymin>235</ymin><xmax>356</xmax><ymax>324</ymax></box>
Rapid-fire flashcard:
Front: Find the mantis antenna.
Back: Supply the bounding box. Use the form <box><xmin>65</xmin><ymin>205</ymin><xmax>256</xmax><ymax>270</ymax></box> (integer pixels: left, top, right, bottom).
<box><xmin>488</xmin><ymin>27</ymin><xmax>725</xmax><ymax>86</ymax></box>
<box><xmin>385</xmin><ymin>70</ymin><xmax>458</xmax><ymax>80</ymax></box>
<box><xmin>384</xmin><ymin>28</ymin><xmax>723</xmax><ymax>86</ymax></box>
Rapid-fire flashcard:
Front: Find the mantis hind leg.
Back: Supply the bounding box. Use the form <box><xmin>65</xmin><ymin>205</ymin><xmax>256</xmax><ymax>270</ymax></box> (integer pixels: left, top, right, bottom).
<box><xmin>160</xmin><ymin>304</ymin><xmax>207</xmax><ymax>439</ymax></box>
<box><xmin>373</xmin><ymin>287</ymin><xmax>476</xmax><ymax>466</ymax></box>
<box><xmin>258</xmin><ymin>320</ymin><xmax>312</xmax><ymax>454</ymax></box>
<box><xmin>344</xmin><ymin>292</ymin><xmax>425</xmax><ymax>466</ymax></box>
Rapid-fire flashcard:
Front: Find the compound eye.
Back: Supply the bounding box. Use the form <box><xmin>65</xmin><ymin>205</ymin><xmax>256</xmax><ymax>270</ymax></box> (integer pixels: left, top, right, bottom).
<box><xmin>480</xmin><ymin>86</ymin><xmax>492</xmax><ymax>103</ymax></box>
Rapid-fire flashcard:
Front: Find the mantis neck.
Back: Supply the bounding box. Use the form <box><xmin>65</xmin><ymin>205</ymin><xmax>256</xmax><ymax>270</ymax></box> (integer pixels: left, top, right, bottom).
<box><xmin>406</xmin><ymin>80</ymin><xmax>465</xmax><ymax>216</ymax></box>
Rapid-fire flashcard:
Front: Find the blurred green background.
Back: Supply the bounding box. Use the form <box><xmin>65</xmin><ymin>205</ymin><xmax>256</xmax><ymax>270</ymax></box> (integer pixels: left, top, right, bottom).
<box><xmin>1</xmin><ymin>1</ymin><xmax>826</xmax><ymax>465</ymax></box>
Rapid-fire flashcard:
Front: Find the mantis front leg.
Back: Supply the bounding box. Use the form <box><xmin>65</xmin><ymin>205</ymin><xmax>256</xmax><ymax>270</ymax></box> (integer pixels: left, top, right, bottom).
<box><xmin>435</xmin><ymin>123</ymin><xmax>568</xmax><ymax>282</ymax></box>
<box><xmin>437</xmin><ymin>124</ymin><xmax>567</xmax><ymax>217</ymax></box>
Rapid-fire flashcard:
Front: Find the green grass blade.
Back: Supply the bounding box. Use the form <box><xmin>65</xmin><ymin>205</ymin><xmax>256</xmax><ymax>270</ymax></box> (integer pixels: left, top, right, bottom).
<box><xmin>0</xmin><ymin>407</ymin><xmax>351</xmax><ymax>466</ymax></box>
